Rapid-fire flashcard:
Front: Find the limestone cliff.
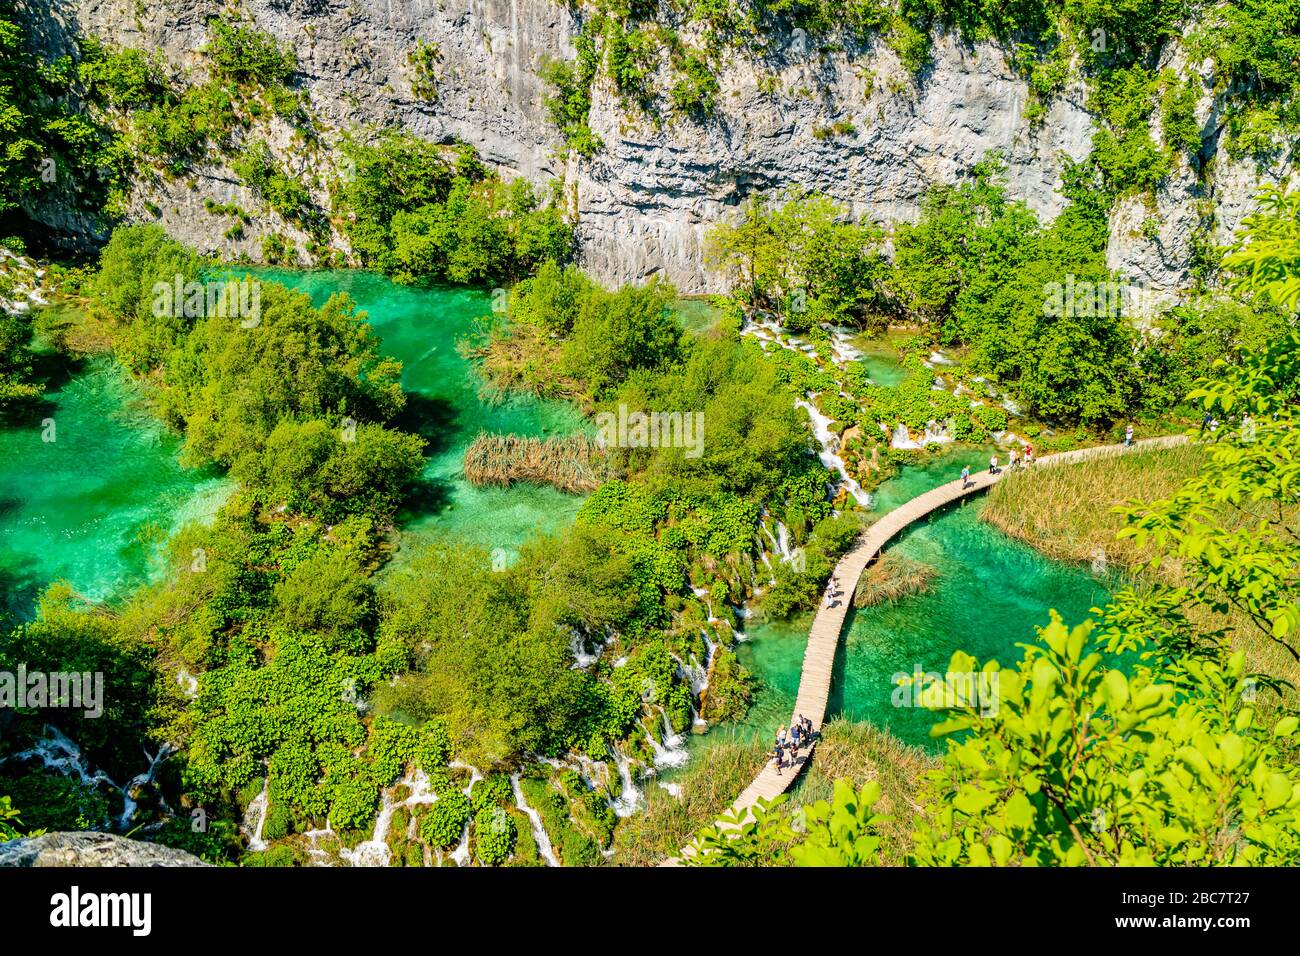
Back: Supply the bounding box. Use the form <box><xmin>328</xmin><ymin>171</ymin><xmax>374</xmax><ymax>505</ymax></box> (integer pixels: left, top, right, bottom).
<box><xmin>35</xmin><ymin>0</ymin><xmax>1300</xmax><ymax>296</ymax></box>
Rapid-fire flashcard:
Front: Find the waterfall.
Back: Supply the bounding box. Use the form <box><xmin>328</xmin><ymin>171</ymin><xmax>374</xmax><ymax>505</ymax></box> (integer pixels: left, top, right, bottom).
<box><xmin>300</xmin><ymin>824</ymin><xmax>338</xmax><ymax>866</ymax></box>
<box><xmin>827</xmin><ymin>326</ymin><xmax>864</xmax><ymax>366</ymax></box>
<box><xmin>922</xmin><ymin>420</ymin><xmax>952</xmax><ymax>446</ymax></box>
<box><xmin>569</xmin><ymin>629</ymin><xmax>608</xmax><ymax>669</ymax></box>
<box><xmin>690</xmin><ymin>585</ymin><xmax>717</xmax><ymax>621</ymax></box>
<box><xmin>691</xmin><ymin>703</ymin><xmax>707</xmax><ymax>730</ymax></box>
<box><xmin>776</xmin><ymin>521</ymin><xmax>793</xmax><ymax>560</ymax></box>
<box><xmin>762</xmin><ymin>519</ymin><xmax>795</xmax><ymax>562</ymax></box>
<box><xmin>796</xmin><ymin>398</ymin><xmax>873</xmax><ymax>506</ymax></box>
<box><xmin>3</xmin><ymin>726</ymin><xmax>117</xmax><ymax>791</ymax></box>
<box><xmin>610</xmin><ymin>749</ymin><xmax>642</xmax><ymax>817</ymax></box>
<box><xmin>241</xmin><ymin>779</ymin><xmax>269</xmax><ymax>852</ymax></box>
<box><xmin>339</xmin><ymin>768</ymin><xmax>442</xmax><ymax>867</ymax></box>
<box><xmin>511</xmin><ymin>774</ymin><xmax>559</xmax><ymax>867</ymax></box>
<box><xmin>117</xmin><ymin>744</ymin><xmax>175</xmax><ymax>829</ymax></box>
<box><xmin>683</xmin><ymin>654</ymin><xmax>709</xmax><ymax>696</ymax></box>
<box><xmin>640</xmin><ymin>712</ymin><xmax>689</xmax><ymax>770</ymax></box>
<box><xmin>448</xmin><ymin>761</ymin><xmax>483</xmax><ymax>866</ymax></box>
<box><xmin>659</xmin><ymin>708</ymin><xmax>689</xmax><ymax>766</ymax></box>
<box><xmin>3</xmin><ymin>725</ymin><xmax>176</xmax><ymax>831</ymax></box>
<box><xmin>890</xmin><ymin>422</ymin><xmax>923</xmax><ymax>450</ymax></box>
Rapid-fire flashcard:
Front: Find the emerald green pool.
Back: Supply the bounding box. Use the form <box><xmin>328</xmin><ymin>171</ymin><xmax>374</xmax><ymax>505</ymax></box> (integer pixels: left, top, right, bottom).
<box><xmin>246</xmin><ymin>270</ymin><xmax>589</xmax><ymax>563</ymax></box>
<box><xmin>0</xmin><ymin>271</ymin><xmax>589</xmax><ymax>618</ymax></box>
<box><xmin>0</xmin><ymin>354</ymin><xmax>230</xmax><ymax>620</ymax></box>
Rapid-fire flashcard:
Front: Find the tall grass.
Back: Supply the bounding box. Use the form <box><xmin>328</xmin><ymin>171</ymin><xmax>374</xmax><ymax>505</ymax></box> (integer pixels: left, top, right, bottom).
<box><xmin>982</xmin><ymin>443</ymin><xmax>1206</xmax><ymax>569</ymax></box>
<box><xmin>463</xmin><ymin>432</ymin><xmax>610</xmax><ymax>494</ymax></box>
<box><xmin>983</xmin><ymin>442</ymin><xmax>1299</xmax><ymax>697</ymax></box>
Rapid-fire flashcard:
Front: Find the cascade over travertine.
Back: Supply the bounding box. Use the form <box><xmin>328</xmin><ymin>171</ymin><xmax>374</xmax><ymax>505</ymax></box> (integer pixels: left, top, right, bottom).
<box><xmin>665</xmin><ymin>434</ymin><xmax>1187</xmax><ymax>865</ymax></box>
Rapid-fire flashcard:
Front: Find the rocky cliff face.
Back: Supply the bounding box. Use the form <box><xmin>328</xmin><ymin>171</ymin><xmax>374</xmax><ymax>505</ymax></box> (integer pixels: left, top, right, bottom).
<box><xmin>0</xmin><ymin>832</ymin><xmax>207</xmax><ymax>866</ymax></box>
<box><xmin>41</xmin><ymin>0</ymin><xmax>1300</xmax><ymax>296</ymax></box>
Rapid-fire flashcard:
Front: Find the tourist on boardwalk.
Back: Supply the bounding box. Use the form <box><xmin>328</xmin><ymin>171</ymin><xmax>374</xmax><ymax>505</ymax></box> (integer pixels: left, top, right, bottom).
<box><xmin>772</xmin><ymin>744</ymin><xmax>784</xmax><ymax>774</ymax></box>
<box><xmin>1201</xmin><ymin>411</ymin><xmax>1213</xmax><ymax>436</ymax></box>
<box><xmin>989</xmin><ymin>453</ymin><xmax>1000</xmax><ymax>475</ymax></box>
<box><xmin>1024</xmin><ymin>442</ymin><xmax>1033</xmax><ymax>466</ymax></box>
<box><xmin>824</xmin><ymin>576</ymin><xmax>840</xmax><ymax>609</ymax></box>
<box><xmin>961</xmin><ymin>465</ymin><xmax>972</xmax><ymax>489</ymax></box>
<box><xmin>1007</xmin><ymin>447</ymin><xmax>1018</xmax><ymax>470</ymax></box>
<box><xmin>1124</xmin><ymin>423</ymin><xmax>1134</xmax><ymax>447</ymax></box>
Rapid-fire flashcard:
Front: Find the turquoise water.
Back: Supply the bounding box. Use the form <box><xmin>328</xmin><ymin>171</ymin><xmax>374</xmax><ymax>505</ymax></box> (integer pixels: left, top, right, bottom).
<box><xmin>247</xmin><ymin>270</ymin><xmax>590</xmax><ymax>561</ymax></box>
<box><xmin>852</xmin><ymin>336</ymin><xmax>910</xmax><ymax>388</ymax></box>
<box><xmin>0</xmin><ymin>353</ymin><xmax>230</xmax><ymax>620</ymax></box>
<box><xmin>0</xmin><ymin>271</ymin><xmax>589</xmax><ymax>619</ymax></box>
<box><xmin>703</xmin><ymin>450</ymin><xmax>1113</xmax><ymax>752</ymax></box>
<box><xmin>1</xmin><ymin>279</ymin><xmax>1106</xmax><ymax>752</ymax></box>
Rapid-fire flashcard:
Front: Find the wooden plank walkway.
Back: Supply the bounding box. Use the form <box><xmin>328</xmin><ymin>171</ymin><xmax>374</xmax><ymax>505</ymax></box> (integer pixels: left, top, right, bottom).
<box><xmin>664</xmin><ymin>434</ymin><xmax>1187</xmax><ymax>864</ymax></box>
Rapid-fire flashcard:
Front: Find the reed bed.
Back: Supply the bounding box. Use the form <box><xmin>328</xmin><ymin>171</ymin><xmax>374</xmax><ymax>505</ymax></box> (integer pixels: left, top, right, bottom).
<box><xmin>463</xmin><ymin>432</ymin><xmax>610</xmax><ymax>494</ymax></box>
<box><xmin>854</xmin><ymin>553</ymin><xmax>938</xmax><ymax>608</ymax></box>
<box><xmin>982</xmin><ymin>442</ymin><xmax>1206</xmax><ymax>569</ymax></box>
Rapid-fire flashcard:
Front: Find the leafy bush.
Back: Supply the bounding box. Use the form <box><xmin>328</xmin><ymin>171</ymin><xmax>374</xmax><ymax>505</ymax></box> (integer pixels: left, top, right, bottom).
<box><xmin>473</xmin><ymin>805</ymin><xmax>517</xmax><ymax>865</ymax></box>
<box><xmin>334</xmin><ymin>132</ymin><xmax>573</xmax><ymax>284</ymax></box>
<box><xmin>421</xmin><ymin>791</ymin><xmax>471</xmax><ymax>849</ymax></box>
<box><xmin>204</xmin><ymin>17</ymin><xmax>296</xmax><ymax>86</ymax></box>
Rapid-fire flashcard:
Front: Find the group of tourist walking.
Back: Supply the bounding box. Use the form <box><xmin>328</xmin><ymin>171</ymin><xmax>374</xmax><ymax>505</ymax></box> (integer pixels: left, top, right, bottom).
<box><xmin>978</xmin><ymin>441</ymin><xmax>1036</xmax><ymax>485</ymax></box>
<box><xmin>771</xmin><ymin>714</ymin><xmax>817</xmax><ymax>774</ymax></box>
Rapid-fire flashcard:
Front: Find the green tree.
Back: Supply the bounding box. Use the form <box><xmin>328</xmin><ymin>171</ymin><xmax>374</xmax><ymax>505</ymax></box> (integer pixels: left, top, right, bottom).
<box><xmin>0</xmin><ymin>307</ymin><xmax>41</xmax><ymax>408</ymax></box>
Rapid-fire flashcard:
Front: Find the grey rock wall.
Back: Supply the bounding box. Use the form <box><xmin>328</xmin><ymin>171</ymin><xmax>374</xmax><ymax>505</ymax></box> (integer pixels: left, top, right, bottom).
<box><xmin>39</xmin><ymin>0</ymin><xmax>1300</xmax><ymax>296</ymax></box>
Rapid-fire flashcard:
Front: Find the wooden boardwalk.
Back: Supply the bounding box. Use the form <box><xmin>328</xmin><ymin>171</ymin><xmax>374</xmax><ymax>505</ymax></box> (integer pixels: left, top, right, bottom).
<box><xmin>665</xmin><ymin>434</ymin><xmax>1187</xmax><ymax>864</ymax></box>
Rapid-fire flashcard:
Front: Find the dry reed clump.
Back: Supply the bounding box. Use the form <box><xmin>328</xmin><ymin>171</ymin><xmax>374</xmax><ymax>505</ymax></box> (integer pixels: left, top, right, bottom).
<box><xmin>463</xmin><ymin>432</ymin><xmax>610</xmax><ymax>494</ymax></box>
<box><xmin>468</xmin><ymin>324</ymin><xmax>582</xmax><ymax>404</ymax></box>
<box><xmin>854</xmin><ymin>553</ymin><xmax>938</xmax><ymax>608</ymax></box>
